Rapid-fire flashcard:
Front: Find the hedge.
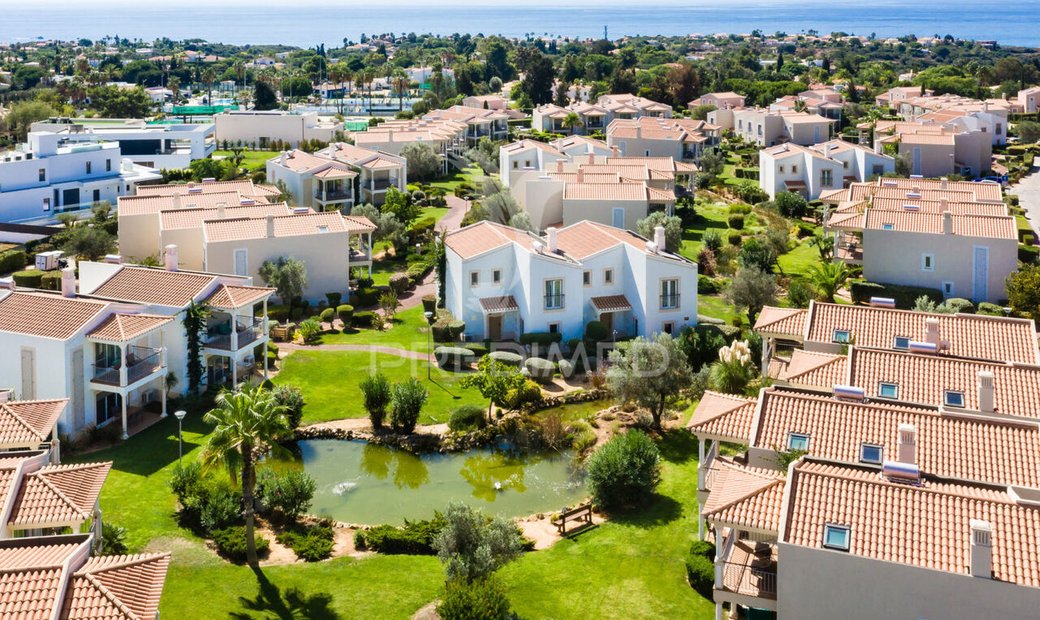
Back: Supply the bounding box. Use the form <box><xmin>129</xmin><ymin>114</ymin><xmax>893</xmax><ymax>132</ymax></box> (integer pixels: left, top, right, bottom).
<box><xmin>0</xmin><ymin>250</ymin><xmax>26</xmax><ymax>275</ymax></box>
<box><xmin>40</xmin><ymin>271</ymin><xmax>62</xmax><ymax>291</ymax></box>
<box><xmin>519</xmin><ymin>332</ymin><xmax>562</xmax><ymax>347</ymax></box>
<box><xmin>319</xmin><ymin>307</ymin><xmax>335</xmax><ymax>323</ymax></box>
<box><xmin>325</xmin><ymin>292</ymin><xmax>342</xmax><ymax>307</ymax></box>
<box><xmin>351</xmin><ymin>286</ymin><xmax>383</xmax><ymax>308</ymax></box>
<box><xmin>849</xmin><ymin>281</ymin><xmax>943</xmax><ymax>309</ymax></box>
<box><xmin>211</xmin><ymin>527</ymin><xmax>270</xmax><ymax>563</ymax></box>
<box><xmin>584</xmin><ymin>320</ymin><xmax>608</xmax><ymax>343</ymax></box>
<box><xmin>727</xmin><ymin>231</ymin><xmax>742</xmax><ymax>245</ymax></box>
<box><xmin>463</xmin><ymin>343</ymin><xmax>489</xmax><ymax>357</ymax></box>
<box><xmin>727</xmin><ymin>214</ymin><xmax>745</xmax><ymax>229</ymax></box>
<box><xmin>698</xmin><ymin>274</ymin><xmax>722</xmax><ymax>295</ymax></box>
<box><xmin>558</xmin><ymin>359</ymin><xmax>578</xmax><ymax>379</ymax></box>
<box><xmin>336</xmin><ymin>304</ymin><xmax>354</xmax><ymax>325</ymax></box>
<box><xmin>421</xmin><ymin>295</ymin><xmax>436</xmax><ymax>314</ymax></box>
<box><xmin>435</xmin><ymin>346</ymin><xmax>475</xmax><ymax>370</ymax></box>
<box><xmin>448</xmin><ymin>404</ymin><xmax>487</xmax><ymax>432</ymax></box>
<box><xmin>1019</xmin><ymin>245</ymin><xmax>1039</xmax><ymax>263</ymax></box>
<box><xmin>352</xmin><ymin>310</ymin><xmax>377</xmax><ymax>327</ymax></box>
<box><xmin>524</xmin><ymin>357</ymin><xmax>556</xmax><ymax>384</ymax></box>
<box><xmin>12</xmin><ymin>270</ymin><xmax>43</xmax><ymax>288</ymax></box>
<box><xmin>488</xmin><ymin>351</ymin><xmax>523</xmax><ymax>366</ymax></box>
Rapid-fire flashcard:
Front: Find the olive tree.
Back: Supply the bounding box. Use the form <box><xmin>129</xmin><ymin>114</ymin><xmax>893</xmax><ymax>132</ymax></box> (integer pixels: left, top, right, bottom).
<box><xmin>606</xmin><ymin>333</ymin><xmax>694</xmax><ymax>430</ymax></box>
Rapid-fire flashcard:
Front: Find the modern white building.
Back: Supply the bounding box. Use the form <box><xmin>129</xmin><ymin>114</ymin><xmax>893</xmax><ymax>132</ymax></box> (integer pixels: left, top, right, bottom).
<box><xmin>758</xmin><ymin>140</ymin><xmax>895</xmax><ymax>199</ymax></box>
<box><xmin>214</xmin><ymin>110</ymin><xmax>342</xmax><ymax>148</ymax></box>
<box><xmin>0</xmin><ymin>132</ymin><xmax>160</xmax><ymax>224</ymax></box>
<box><xmin>30</xmin><ymin>118</ymin><xmax>215</xmax><ymax>170</ymax></box>
<box><xmin>443</xmin><ymin>220</ymin><xmax>697</xmax><ymax>342</ymax></box>
<box><xmin>0</xmin><ymin>258</ymin><xmax>274</xmax><ymax>440</ymax></box>
<box><xmin>265</xmin><ymin>143</ymin><xmax>408</xmax><ymax>208</ymax></box>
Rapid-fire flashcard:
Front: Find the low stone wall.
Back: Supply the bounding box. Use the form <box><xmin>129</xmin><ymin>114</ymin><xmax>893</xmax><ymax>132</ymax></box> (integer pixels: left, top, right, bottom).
<box><xmin>522</xmin><ymin>389</ymin><xmax>608</xmax><ymax>414</ymax></box>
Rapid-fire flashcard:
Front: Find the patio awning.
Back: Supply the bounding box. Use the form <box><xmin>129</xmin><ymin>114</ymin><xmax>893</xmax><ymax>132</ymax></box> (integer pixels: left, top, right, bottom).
<box><xmin>479</xmin><ymin>296</ymin><xmax>519</xmax><ymax>314</ymax></box>
<box><xmin>591</xmin><ymin>295</ymin><xmax>633</xmax><ymax>314</ymax></box>
<box><xmin>784</xmin><ymin>180</ymin><xmax>807</xmax><ymax>189</ymax></box>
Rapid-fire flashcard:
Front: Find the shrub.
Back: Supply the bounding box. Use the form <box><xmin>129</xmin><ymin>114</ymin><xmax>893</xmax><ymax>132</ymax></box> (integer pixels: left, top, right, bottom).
<box><xmin>570</xmin><ymin>423</ymin><xmax>598</xmax><ymax>455</ymax></box>
<box><xmin>727</xmin><ymin>214</ymin><xmax>745</xmax><ymax>230</ymax></box>
<box><xmin>12</xmin><ymin>269</ymin><xmax>43</xmax><ymax>288</ymax></box>
<box><xmin>503</xmin><ymin>379</ymin><xmax>543</xmax><ymax>410</ymax></box>
<box><xmin>100</xmin><ymin>522</ymin><xmax>128</xmax><ymax>555</ymax></box>
<box><xmin>272</xmin><ymin>384</ymin><xmax>305</xmax><ymax>429</ymax></box>
<box><xmin>1025</xmin><ymin>234</ymin><xmax>1035</xmax><ymax>246</ymax></box>
<box><xmin>449</xmin><ymin>404</ymin><xmax>488</xmax><ymax>432</ymax></box>
<box><xmin>702</xmin><ymin>228</ymin><xmax>723</xmax><ymax>253</ymax></box>
<box><xmin>325</xmin><ymin>292</ymin><xmax>342</xmax><ymax>308</ymax></box>
<box><xmin>290</xmin><ymin>306</ymin><xmax>304</xmax><ymax>321</ymax></box>
<box><xmin>519</xmin><ymin>332</ymin><xmax>562</xmax><ymax>347</ymax></box>
<box><xmin>464</xmin><ymin>342</ymin><xmax>489</xmax><ymax>358</ymax></box>
<box><xmin>421</xmin><ymin>294</ymin><xmax>436</xmax><ymax>314</ymax></box>
<box><xmin>275</xmin><ymin>522</ymin><xmax>334</xmax><ymax>562</ymax></box>
<box><xmin>728</xmin><ymin>203</ymin><xmax>752</xmax><ymax>215</ymax></box>
<box><xmin>786</xmin><ymin>278</ymin><xmax>814</xmax><ymax>308</ymax></box>
<box><xmin>697</xmin><ymin>247</ymin><xmax>718</xmax><ymax>276</ymax></box>
<box><xmin>256</xmin><ymin>469</ymin><xmax>316</xmax><ymax>521</ymax></box>
<box><xmin>488</xmin><ymin>351</ymin><xmax>523</xmax><ymax>366</ymax></box>
<box><xmin>524</xmin><ymin>357</ymin><xmax>556</xmax><ymax>384</ymax></box>
<box><xmin>557</xmin><ymin>359</ymin><xmax>577</xmax><ymax>379</ymax></box>
<box><xmin>390</xmin><ymin>378</ymin><xmax>428</xmax><ymax>433</ymax></box>
<box><xmin>198</xmin><ymin>484</ymin><xmax>242</xmax><ymax>533</ymax></box>
<box><xmin>389</xmin><ymin>272</ymin><xmax>411</xmax><ymax>294</ymax></box>
<box><xmin>686</xmin><ymin>552</ymin><xmax>715</xmax><ymax>597</ymax></box>
<box><xmin>435</xmin><ymin>346</ymin><xmax>475</xmax><ymax>370</ymax></box>
<box><xmin>319</xmin><ymin>307</ymin><xmax>335</xmax><ymax>323</ymax></box>
<box><xmin>438</xmin><ymin>577</ymin><xmax>512</xmax><ymax>620</ymax></box>
<box><xmin>944</xmin><ymin>298</ymin><xmax>975</xmax><ymax>314</ymax></box>
<box><xmin>268</xmin><ymin>304</ymin><xmax>290</xmax><ymax>323</ymax></box>
<box><xmin>361</xmin><ymin>516</ymin><xmax>445</xmax><ymax>554</ymax></box>
<box><xmin>586</xmin><ymin>430</ymin><xmax>661</xmax><ymax>511</ymax></box>
<box><xmin>211</xmin><ymin>526</ymin><xmax>270</xmax><ymax>563</ymax></box>
<box><xmin>0</xmin><ymin>250</ymin><xmax>27</xmax><ymax>274</ymax></box>
<box><xmin>849</xmin><ymin>281</ymin><xmax>943</xmax><ymax>308</ymax></box>
<box><xmin>335</xmin><ymin>304</ymin><xmax>354</xmax><ymax>325</ymax></box>
<box><xmin>978</xmin><ymin>301</ymin><xmax>1006</xmax><ymax>316</ymax></box>
<box><xmin>360</xmin><ymin>372</ymin><xmax>392</xmax><ymax>429</ymax></box>
<box><xmin>297</xmin><ymin>318</ymin><xmax>322</xmax><ymax>344</ymax></box>
<box><xmin>698</xmin><ymin>274</ymin><xmax>722</xmax><ymax>295</ymax></box>
<box><xmin>728</xmin><ymin>231</ymin><xmax>742</xmax><ymax>245</ymax></box>
<box><xmin>40</xmin><ymin>271</ymin><xmax>62</xmax><ymax>291</ymax></box>
<box><xmin>447</xmin><ymin>320</ymin><xmax>466</xmax><ymax>340</ymax></box>
<box><xmin>353</xmin><ymin>286</ymin><xmax>381</xmax><ymax>307</ymax></box>
<box><xmin>352</xmin><ymin>310</ymin><xmax>376</xmax><ymax>327</ymax></box>
<box><xmin>584</xmin><ymin>320</ymin><xmax>608</xmax><ymax>343</ymax></box>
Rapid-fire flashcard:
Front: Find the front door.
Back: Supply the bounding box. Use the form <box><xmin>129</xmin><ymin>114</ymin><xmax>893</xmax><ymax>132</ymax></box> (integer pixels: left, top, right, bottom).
<box><xmin>612</xmin><ymin>208</ymin><xmax>625</xmax><ymax>228</ymax></box>
<box><xmin>972</xmin><ymin>246</ymin><xmax>989</xmax><ymax>302</ymax></box>
<box><xmin>601</xmin><ymin>312</ymin><xmax>613</xmax><ymax>334</ymax></box>
<box><xmin>488</xmin><ymin>315</ymin><xmax>502</xmax><ymax>341</ymax></box>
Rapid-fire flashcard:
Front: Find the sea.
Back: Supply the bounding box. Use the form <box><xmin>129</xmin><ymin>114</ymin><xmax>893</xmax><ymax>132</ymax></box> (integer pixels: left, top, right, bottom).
<box><xmin>3</xmin><ymin>0</ymin><xmax>1040</xmax><ymax>48</ymax></box>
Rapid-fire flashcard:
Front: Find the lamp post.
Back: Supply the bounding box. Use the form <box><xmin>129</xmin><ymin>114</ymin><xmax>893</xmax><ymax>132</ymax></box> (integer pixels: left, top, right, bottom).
<box><xmin>174</xmin><ymin>410</ymin><xmax>187</xmax><ymax>466</ymax></box>
<box><xmin>424</xmin><ymin>311</ymin><xmax>434</xmax><ymax>379</ymax></box>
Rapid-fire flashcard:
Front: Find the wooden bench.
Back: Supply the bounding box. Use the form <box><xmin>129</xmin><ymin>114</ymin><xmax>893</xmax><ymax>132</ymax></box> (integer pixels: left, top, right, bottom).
<box><xmin>554</xmin><ymin>503</ymin><xmax>593</xmax><ymax>536</ymax></box>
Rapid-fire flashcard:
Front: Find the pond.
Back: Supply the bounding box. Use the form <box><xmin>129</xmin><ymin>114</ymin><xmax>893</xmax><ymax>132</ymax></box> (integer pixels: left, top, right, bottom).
<box><xmin>283</xmin><ymin>440</ymin><xmax>587</xmax><ymax>525</ymax></box>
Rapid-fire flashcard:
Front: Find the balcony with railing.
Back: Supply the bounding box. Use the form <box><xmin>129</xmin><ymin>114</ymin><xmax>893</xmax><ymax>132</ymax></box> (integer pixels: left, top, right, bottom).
<box><xmin>714</xmin><ymin>535</ymin><xmax>778</xmax><ymax>609</ymax></box>
<box><xmin>543</xmin><ymin>293</ymin><xmax>565</xmax><ymax>310</ymax></box>
<box><xmin>368</xmin><ymin>177</ymin><xmax>400</xmax><ymax>191</ymax></box>
<box><xmin>91</xmin><ymin>346</ymin><xmax>164</xmax><ymax>387</ymax></box>
<box><xmin>660</xmin><ymin>293</ymin><xmax>681</xmax><ymax>310</ymax></box>
<box><xmin>205</xmin><ymin>316</ymin><xmax>266</xmax><ymax>352</ymax></box>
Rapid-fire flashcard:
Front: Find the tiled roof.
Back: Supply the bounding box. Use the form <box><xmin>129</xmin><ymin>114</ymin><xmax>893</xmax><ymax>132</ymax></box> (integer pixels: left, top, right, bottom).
<box><xmin>0</xmin><ymin>400</ymin><xmax>66</xmax><ymax>447</ymax></box>
<box><xmin>478</xmin><ymin>296</ymin><xmax>519</xmax><ymax>313</ymax></box>
<box><xmin>782</xmin><ymin>460</ymin><xmax>1040</xmax><ymax>587</ymax></box>
<box><xmin>118</xmin><ymin>191</ymin><xmax>260</xmax><ymax>217</ymax></box>
<box><xmin>867</xmin><ymin>197</ymin><xmax>1007</xmax><ymax>216</ymax></box>
<box><xmin>135</xmin><ymin>180</ymin><xmax>266</xmax><ymax>197</ymax></box>
<box><xmin>86</xmin><ymin>314</ymin><xmax>172</xmax><ymax>343</ymax></box>
<box><xmin>555</xmin><ymin>220</ymin><xmax>674</xmax><ymax>260</ymax></box>
<box><xmin>89</xmin><ymin>267</ymin><xmax>215</xmax><ymax>307</ymax></box>
<box><xmin>778</xmin><ymin>349</ymin><xmax>847</xmax><ymax>386</ymax></box>
<box><xmin>158</xmin><ymin>203</ymin><xmax>289</xmax><ymax>231</ymax></box>
<box><xmin>62</xmin><ymin>553</ymin><xmax>170</xmax><ymax>620</ymax></box>
<box><xmin>203</xmin><ymin>211</ymin><xmax>350</xmax><ymax>243</ymax></box>
<box><xmin>563</xmin><ymin>182</ymin><xmax>651</xmax><ymax>201</ymax></box>
<box><xmin>702</xmin><ymin>457</ymin><xmax>785</xmax><ymax>532</ymax></box>
<box><xmin>590</xmin><ymin>295</ymin><xmax>633</xmax><ymax>313</ymax></box>
<box><xmin>751</xmin><ymin>388</ymin><xmax>1040</xmax><ymax>487</ymax></box>
<box><xmin>687</xmin><ymin>391</ymin><xmax>758</xmax><ymax>441</ymax></box>
<box><xmin>805</xmin><ymin>302</ymin><xmax>1039</xmax><ymax>364</ymax></box>
<box><xmin>444</xmin><ymin>221</ymin><xmax>547</xmax><ymax>260</ymax></box>
<box><xmin>863</xmin><ymin>209</ymin><xmax>1016</xmax><ymax>239</ymax></box>
<box><xmin>847</xmin><ymin>348</ymin><xmax>1040</xmax><ymax>419</ymax></box>
<box><xmin>753</xmin><ymin>306</ymin><xmax>807</xmax><ymax>338</ymax></box>
<box><xmin>342</xmin><ymin>215</ymin><xmax>377</xmax><ymax>233</ymax></box>
<box><xmin>205</xmin><ymin>284</ymin><xmax>275</xmax><ymax>310</ymax></box>
<box><xmin>10</xmin><ymin>462</ymin><xmax>111</xmax><ymax>528</ymax></box>
<box><xmin>0</xmin><ymin>292</ymin><xmax>109</xmax><ymax>340</ymax></box>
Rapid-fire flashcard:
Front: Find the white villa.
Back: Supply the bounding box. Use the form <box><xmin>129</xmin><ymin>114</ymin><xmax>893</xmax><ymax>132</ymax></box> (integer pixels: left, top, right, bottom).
<box><xmin>30</xmin><ymin>117</ymin><xmax>215</xmax><ymax>170</ymax></box>
<box><xmin>758</xmin><ymin>140</ymin><xmax>895</xmax><ymax>199</ymax></box>
<box><xmin>443</xmin><ymin>220</ymin><xmax>697</xmax><ymax>342</ymax></box>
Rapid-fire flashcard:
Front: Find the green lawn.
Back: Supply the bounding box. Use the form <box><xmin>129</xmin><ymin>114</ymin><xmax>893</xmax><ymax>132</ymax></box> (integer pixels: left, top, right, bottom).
<box><xmin>317</xmin><ymin>305</ymin><xmax>432</xmax><ymax>352</ymax></box>
<box><xmin>776</xmin><ymin>236</ymin><xmax>823</xmax><ymax>279</ymax></box>
<box><xmin>698</xmin><ymin>294</ymin><xmax>745</xmax><ymax>327</ymax></box>
<box><xmin>273</xmin><ymin>350</ymin><xmax>485</xmax><ymax>425</ymax></box>
<box><xmin>679</xmin><ymin>203</ymin><xmax>730</xmax><ymax>261</ymax></box>
<box><xmin>416</xmin><ymin>165</ymin><xmax>485</xmax><ymax>194</ymax></box>
<box><xmin>215</xmin><ymin>149</ymin><xmax>280</xmax><ymax>173</ymax></box>
<box><xmin>499</xmin><ymin>432</ymin><xmax>715</xmax><ymax>619</ymax></box>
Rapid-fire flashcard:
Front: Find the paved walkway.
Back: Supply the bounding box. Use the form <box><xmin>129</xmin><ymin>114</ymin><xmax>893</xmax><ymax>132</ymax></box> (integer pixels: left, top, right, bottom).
<box><xmin>438</xmin><ymin>195</ymin><xmax>469</xmax><ymax>232</ymax></box>
<box><xmin>1010</xmin><ymin>166</ymin><xmax>1040</xmax><ymax>236</ymax></box>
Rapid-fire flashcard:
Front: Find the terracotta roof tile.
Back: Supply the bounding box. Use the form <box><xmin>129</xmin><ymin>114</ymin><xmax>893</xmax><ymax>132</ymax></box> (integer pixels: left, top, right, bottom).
<box><xmin>11</xmin><ymin>462</ymin><xmax>111</xmax><ymax>528</ymax></box>
<box><xmin>118</xmin><ymin>191</ymin><xmax>258</xmax><ymax>217</ymax></box>
<box><xmin>203</xmin><ymin>211</ymin><xmax>350</xmax><ymax>243</ymax></box>
<box><xmin>590</xmin><ymin>295</ymin><xmax>632</xmax><ymax>313</ymax></box>
<box><xmin>444</xmin><ymin>221</ymin><xmax>545</xmax><ymax>260</ymax></box>
<box><xmin>478</xmin><ymin>296</ymin><xmax>519</xmax><ymax>313</ymax></box>
<box><xmin>778</xmin><ymin>350</ymin><xmax>847</xmax><ymax>387</ymax></box>
<box><xmin>89</xmin><ymin>267</ymin><xmax>215</xmax><ymax>307</ymax></box>
<box><xmin>63</xmin><ymin>553</ymin><xmax>170</xmax><ymax>620</ymax></box>
<box><xmin>751</xmin><ymin>388</ymin><xmax>1040</xmax><ymax>487</ymax></box>
<box><xmin>158</xmin><ymin>203</ymin><xmax>289</xmax><ymax>231</ymax></box>
<box><xmin>703</xmin><ymin>457</ymin><xmax>785</xmax><ymax>532</ymax></box>
<box><xmin>86</xmin><ymin>314</ymin><xmax>172</xmax><ymax>343</ymax></box>
<box><xmin>0</xmin><ymin>400</ymin><xmax>66</xmax><ymax>447</ymax></box>
<box><xmin>687</xmin><ymin>391</ymin><xmax>758</xmax><ymax>442</ymax></box>
<box><xmin>753</xmin><ymin>306</ymin><xmax>807</xmax><ymax>338</ymax></box>
<box><xmin>863</xmin><ymin>209</ymin><xmax>1016</xmax><ymax>239</ymax></box>
<box><xmin>0</xmin><ymin>292</ymin><xmax>109</xmax><ymax>340</ymax></box>
<box><xmin>783</xmin><ymin>460</ymin><xmax>1040</xmax><ymax>587</ymax></box>
<box><xmin>135</xmin><ymin>180</ymin><xmax>267</xmax><ymax>197</ymax></box>
<box><xmin>205</xmin><ymin>284</ymin><xmax>275</xmax><ymax>310</ymax></box>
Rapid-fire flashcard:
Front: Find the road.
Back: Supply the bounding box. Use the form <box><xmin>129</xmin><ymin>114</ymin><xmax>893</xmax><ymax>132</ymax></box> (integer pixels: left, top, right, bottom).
<box><xmin>1010</xmin><ymin>166</ymin><xmax>1040</xmax><ymax>237</ymax></box>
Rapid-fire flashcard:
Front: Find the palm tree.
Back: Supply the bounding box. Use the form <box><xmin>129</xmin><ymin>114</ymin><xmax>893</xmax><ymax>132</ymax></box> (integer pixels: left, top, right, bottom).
<box><xmin>201</xmin><ymin>384</ymin><xmax>290</xmax><ymax>567</ymax></box>
<box><xmin>805</xmin><ymin>261</ymin><xmax>851</xmax><ymax>303</ymax></box>
<box><xmin>808</xmin><ymin>232</ymin><xmax>835</xmax><ymax>259</ymax></box>
<box><xmin>561</xmin><ymin>111</ymin><xmax>583</xmax><ymax>134</ymax></box>
<box><xmin>391</xmin><ymin>70</ymin><xmax>409</xmax><ymax>111</ymax></box>
<box><xmin>201</xmin><ymin>67</ymin><xmax>217</xmax><ymax>105</ymax></box>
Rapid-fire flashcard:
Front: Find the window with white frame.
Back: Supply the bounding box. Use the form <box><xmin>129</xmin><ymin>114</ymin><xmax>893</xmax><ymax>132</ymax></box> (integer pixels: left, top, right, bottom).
<box><xmin>787</xmin><ymin>432</ymin><xmax>810</xmax><ymax>451</ymax></box>
<box><xmin>663</xmin><ymin>321</ymin><xmax>675</xmax><ymax>335</ymax></box>
<box><xmin>820</xmin><ymin>169</ymin><xmax>833</xmax><ymax>187</ymax></box>
<box><xmin>944</xmin><ymin>390</ymin><xmax>965</xmax><ymax>408</ymax></box>
<box><xmin>833</xmin><ymin>329</ymin><xmax>851</xmax><ymax>344</ymax></box>
<box><xmin>943</xmin><ymin>281</ymin><xmax>954</xmax><ymax>297</ymax></box>
<box><xmin>878</xmin><ymin>382</ymin><xmax>898</xmax><ymax>399</ymax></box>
<box><xmin>544</xmin><ymin>279</ymin><xmax>564</xmax><ymax>310</ymax></box>
<box><xmin>583</xmin><ymin>271</ymin><xmax>591</xmax><ymax>286</ymax></box>
<box><xmin>882</xmin><ymin>223</ymin><xmax>895</xmax><ymax>230</ymax></box>
<box><xmin>792</xmin><ymin>164</ymin><xmax>798</xmax><ymax>174</ymax></box>
<box><xmin>470</xmin><ymin>271</ymin><xmax>479</xmax><ymax>287</ymax></box>
<box><xmin>492</xmin><ymin>269</ymin><xmax>501</xmax><ymax>284</ymax></box>
<box><xmin>893</xmin><ymin>336</ymin><xmax>910</xmax><ymax>350</ymax></box>
<box><xmin>823</xmin><ymin>524</ymin><xmax>850</xmax><ymax>551</ymax></box>
<box><xmin>660</xmin><ymin>279</ymin><xmax>679</xmax><ymax>309</ymax></box>
<box><xmin>860</xmin><ymin>443</ymin><xmax>884</xmax><ymax>464</ymax></box>
<box><xmin>921</xmin><ymin>254</ymin><xmax>934</xmax><ymax>271</ymax></box>
<box><xmin>604</xmin><ymin>269</ymin><xmax>613</xmax><ymax>284</ymax></box>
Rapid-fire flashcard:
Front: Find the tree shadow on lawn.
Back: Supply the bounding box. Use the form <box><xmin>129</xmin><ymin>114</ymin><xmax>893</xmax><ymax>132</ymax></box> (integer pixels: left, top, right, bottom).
<box><xmin>607</xmin><ymin>493</ymin><xmax>684</xmax><ymax>528</ymax></box>
<box><xmin>76</xmin><ymin>413</ymin><xmax>209</xmax><ymax>477</ymax></box>
<box><xmin>656</xmin><ymin>430</ymin><xmax>698</xmax><ymax>465</ymax></box>
<box><xmin>231</xmin><ymin>567</ymin><xmax>340</xmax><ymax>620</ymax></box>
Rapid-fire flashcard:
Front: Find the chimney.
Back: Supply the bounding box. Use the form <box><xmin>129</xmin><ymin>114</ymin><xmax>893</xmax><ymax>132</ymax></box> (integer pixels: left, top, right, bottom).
<box><xmin>588</xmin><ymin>152</ymin><xmax>595</xmax><ymax>164</ymax></box>
<box><xmin>546</xmin><ymin>226</ymin><xmax>558</xmax><ymax>252</ymax></box>
<box><xmin>897</xmin><ymin>423</ymin><xmax>916</xmax><ymax>465</ymax></box>
<box><xmin>654</xmin><ymin>225</ymin><xmax>666</xmax><ymax>250</ymax></box>
<box><xmin>611</xmin><ymin>145</ymin><xmax>619</xmax><ymax>158</ymax></box>
<box><xmin>635</xmin><ymin>124</ymin><xmax>641</xmax><ymax>139</ymax></box>
<box><xmin>576</xmin><ymin>168</ymin><xmax>584</xmax><ymax>184</ymax></box>
<box><xmin>164</xmin><ymin>244</ymin><xmax>179</xmax><ymax>272</ymax></box>
<box><xmin>925</xmin><ymin>318</ymin><xmax>940</xmax><ymax>345</ymax></box>
<box><xmin>969</xmin><ymin>520</ymin><xmax>993</xmax><ymax>579</ymax></box>
<box><xmin>939</xmin><ymin>197</ymin><xmax>948</xmax><ymax>210</ymax></box>
<box><xmin>60</xmin><ymin>267</ymin><xmax>76</xmax><ymax>298</ymax></box>
<box><xmin>942</xmin><ymin>210</ymin><xmax>953</xmax><ymax>235</ymax></box>
<box><xmin>556</xmin><ymin>159</ymin><xmax>564</xmax><ymax>173</ymax></box>
<box><xmin>216</xmin><ymin>202</ymin><xmax>226</xmax><ymax>218</ymax></box>
<box><xmin>978</xmin><ymin>371</ymin><xmax>995</xmax><ymax>413</ymax></box>
<box><xmin>940</xmin><ymin>177</ymin><xmax>948</xmax><ymax>190</ymax></box>
<box><xmin>266</xmin><ymin>215</ymin><xmax>276</xmax><ymax>238</ymax></box>
<box><xmin>172</xmin><ymin>193</ymin><xmax>181</xmax><ymax>209</ymax></box>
